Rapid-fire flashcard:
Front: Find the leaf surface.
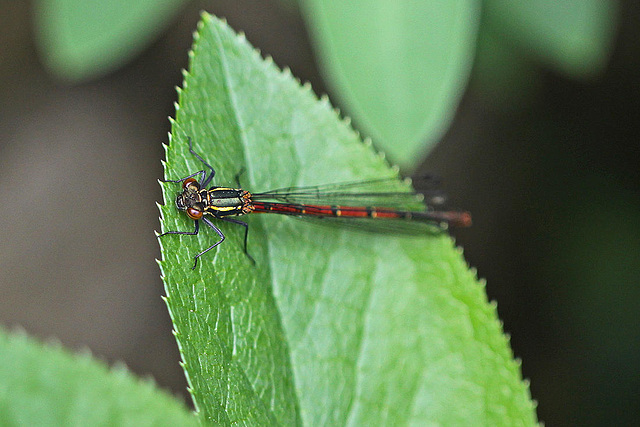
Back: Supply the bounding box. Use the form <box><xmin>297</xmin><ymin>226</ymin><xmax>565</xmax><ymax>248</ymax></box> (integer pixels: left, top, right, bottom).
<box><xmin>298</xmin><ymin>0</ymin><xmax>480</xmax><ymax>170</ymax></box>
<box><xmin>34</xmin><ymin>0</ymin><xmax>186</xmax><ymax>80</ymax></box>
<box><xmin>158</xmin><ymin>13</ymin><xmax>537</xmax><ymax>426</ymax></box>
<box><xmin>0</xmin><ymin>328</ymin><xmax>197</xmax><ymax>426</ymax></box>
<box><xmin>484</xmin><ymin>0</ymin><xmax>619</xmax><ymax>78</ymax></box>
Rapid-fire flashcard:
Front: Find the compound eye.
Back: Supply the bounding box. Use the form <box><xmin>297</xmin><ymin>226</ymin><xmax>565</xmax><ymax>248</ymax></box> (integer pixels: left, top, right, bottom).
<box><xmin>182</xmin><ymin>177</ymin><xmax>199</xmax><ymax>189</ymax></box>
<box><xmin>186</xmin><ymin>207</ymin><xmax>203</xmax><ymax>220</ymax></box>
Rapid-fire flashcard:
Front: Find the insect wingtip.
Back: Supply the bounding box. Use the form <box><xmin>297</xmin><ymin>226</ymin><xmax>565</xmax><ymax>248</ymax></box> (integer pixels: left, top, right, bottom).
<box><xmin>458</xmin><ymin>211</ymin><xmax>473</xmax><ymax>227</ymax></box>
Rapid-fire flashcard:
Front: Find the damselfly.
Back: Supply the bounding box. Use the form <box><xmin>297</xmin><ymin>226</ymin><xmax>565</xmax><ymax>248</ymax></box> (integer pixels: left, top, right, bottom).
<box><xmin>159</xmin><ymin>138</ymin><xmax>471</xmax><ymax>269</ymax></box>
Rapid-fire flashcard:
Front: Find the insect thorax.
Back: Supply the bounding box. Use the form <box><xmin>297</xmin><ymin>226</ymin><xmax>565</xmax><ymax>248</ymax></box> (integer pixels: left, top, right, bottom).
<box><xmin>204</xmin><ymin>188</ymin><xmax>253</xmax><ymax>216</ymax></box>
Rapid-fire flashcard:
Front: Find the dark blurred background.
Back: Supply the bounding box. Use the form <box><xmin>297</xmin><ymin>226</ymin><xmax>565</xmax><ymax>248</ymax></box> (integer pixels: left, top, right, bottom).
<box><xmin>1</xmin><ymin>1</ymin><xmax>638</xmax><ymax>426</ymax></box>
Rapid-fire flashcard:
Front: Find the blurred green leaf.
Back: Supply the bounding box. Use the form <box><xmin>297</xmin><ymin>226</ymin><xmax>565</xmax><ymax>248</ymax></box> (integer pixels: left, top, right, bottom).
<box><xmin>484</xmin><ymin>0</ymin><xmax>619</xmax><ymax>78</ymax></box>
<box><xmin>0</xmin><ymin>328</ymin><xmax>197</xmax><ymax>426</ymax></box>
<box><xmin>297</xmin><ymin>0</ymin><xmax>481</xmax><ymax>170</ymax></box>
<box><xmin>34</xmin><ymin>0</ymin><xmax>186</xmax><ymax>81</ymax></box>
<box><xmin>471</xmin><ymin>26</ymin><xmax>543</xmax><ymax>108</ymax></box>
<box><xmin>158</xmin><ymin>13</ymin><xmax>537</xmax><ymax>425</ymax></box>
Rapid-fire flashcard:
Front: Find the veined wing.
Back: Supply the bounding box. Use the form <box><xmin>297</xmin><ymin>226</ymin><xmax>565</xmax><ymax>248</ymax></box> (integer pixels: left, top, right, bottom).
<box><xmin>252</xmin><ymin>175</ymin><xmax>447</xmax><ymax>210</ymax></box>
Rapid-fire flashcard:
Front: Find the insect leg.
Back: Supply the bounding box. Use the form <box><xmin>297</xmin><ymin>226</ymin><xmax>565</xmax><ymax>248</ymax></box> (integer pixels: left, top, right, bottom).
<box><xmin>158</xmin><ymin>219</ymin><xmax>200</xmax><ymax>237</ymax></box>
<box><xmin>192</xmin><ymin>217</ymin><xmax>226</xmax><ymax>269</ymax></box>
<box><xmin>161</xmin><ymin>170</ymin><xmax>206</xmax><ymax>184</ymax></box>
<box><xmin>187</xmin><ymin>137</ymin><xmax>216</xmax><ymax>187</ymax></box>
<box><xmin>234</xmin><ymin>167</ymin><xmax>246</xmax><ymax>188</ymax></box>
<box><xmin>221</xmin><ymin>217</ymin><xmax>255</xmax><ymax>264</ymax></box>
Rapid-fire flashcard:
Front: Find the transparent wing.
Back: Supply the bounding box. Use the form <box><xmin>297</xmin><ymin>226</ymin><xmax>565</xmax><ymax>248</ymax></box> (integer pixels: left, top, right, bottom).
<box><xmin>252</xmin><ymin>175</ymin><xmax>447</xmax><ymax>209</ymax></box>
<box><xmin>284</xmin><ymin>214</ymin><xmax>448</xmax><ymax>236</ymax></box>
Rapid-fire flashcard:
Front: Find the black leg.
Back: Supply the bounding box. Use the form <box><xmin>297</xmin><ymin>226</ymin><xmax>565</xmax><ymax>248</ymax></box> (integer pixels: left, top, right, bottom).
<box><xmin>221</xmin><ymin>217</ymin><xmax>255</xmax><ymax>264</ymax></box>
<box><xmin>161</xmin><ymin>170</ymin><xmax>206</xmax><ymax>184</ymax></box>
<box><xmin>234</xmin><ymin>167</ymin><xmax>246</xmax><ymax>188</ymax></box>
<box><xmin>159</xmin><ymin>216</ymin><xmax>255</xmax><ymax>267</ymax></box>
<box><xmin>187</xmin><ymin>137</ymin><xmax>216</xmax><ymax>187</ymax></box>
<box><xmin>192</xmin><ymin>217</ymin><xmax>226</xmax><ymax>269</ymax></box>
<box><xmin>158</xmin><ymin>220</ymin><xmax>205</xmax><ymax>269</ymax></box>
<box><xmin>158</xmin><ymin>219</ymin><xmax>200</xmax><ymax>237</ymax></box>
<box><xmin>162</xmin><ymin>137</ymin><xmax>217</xmax><ymax>186</ymax></box>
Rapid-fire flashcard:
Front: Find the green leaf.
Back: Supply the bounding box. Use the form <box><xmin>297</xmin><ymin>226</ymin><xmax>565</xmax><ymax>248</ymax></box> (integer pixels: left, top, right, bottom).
<box><xmin>484</xmin><ymin>0</ymin><xmax>619</xmax><ymax>78</ymax></box>
<box><xmin>0</xmin><ymin>328</ymin><xmax>197</xmax><ymax>426</ymax></box>
<box><xmin>471</xmin><ymin>26</ymin><xmax>543</xmax><ymax>108</ymax></box>
<box><xmin>158</xmin><ymin>13</ymin><xmax>537</xmax><ymax>426</ymax></box>
<box><xmin>297</xmin><ymin>0</ymin><xmax>481</xmax><ymax>170</ymax></box>
<box><xmin>34</xmin><ymin>0</ymin><xmax>186</xmax><ymax>81</ymax></box>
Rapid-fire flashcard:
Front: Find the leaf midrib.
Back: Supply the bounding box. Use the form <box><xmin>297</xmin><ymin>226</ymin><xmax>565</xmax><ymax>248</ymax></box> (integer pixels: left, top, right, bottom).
<box><xmin>211</xmin><ymin>23</ymin><xmax>303</xmax><ymax>425</ymax></box>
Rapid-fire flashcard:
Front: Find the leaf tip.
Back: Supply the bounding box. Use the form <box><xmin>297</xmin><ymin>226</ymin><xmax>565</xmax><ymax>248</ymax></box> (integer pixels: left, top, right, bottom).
<box><xmin>77</xmin><ymin>345</ymin><xmax>98</xmax><ymax>362</ymax></box>
<box><xmin>466</xmin><ymin>265</ymin><xmax>478</xmax><ymax>280</ymax></box>
<box><xmin>110</xmin><ymin>360</ymin><xmax>132</xmax><ymax>377</ymax></box>
<box><xmin>513</xmin><ymin>356</ymin><xmax>523</xmax><ymax>369</ymax></box>
<box><xmin>478</xmin><ymin>277</ymin><xmax>488</xmax><ymax>288</ymax></box>
<box><xmin>44</xmin><ymin>335</ymin><xmax>65</xmax><ymax>351</ymax></box>
<box><xmin>265</xmin><ymin>55</ymin><xmax>275</xmax><ymax>66</ymax></box>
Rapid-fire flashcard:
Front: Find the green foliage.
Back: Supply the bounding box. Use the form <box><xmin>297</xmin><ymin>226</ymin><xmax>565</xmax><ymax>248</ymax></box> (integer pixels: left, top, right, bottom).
<box><xmin>0</xmin><ymin>328</ymin><xmax>197</xmax><ymax>426</ymax></box>
<box><xmin>34</xmin><ymin>0</ymin><xmax>186</xmax><ymax>81</ymax></box>
<box><xmin>473</xmin><ymin>0</ymin><xmax>619</xmax><ymax>106</ymax></box>
<box><xmin>297</xmin><ymin>0</ymin><xmax>619</xmax><ymax>168</ymax></box>
<box><xmin>298</xmin><ymin>0</ymin><xmax>481</xmax><ymax>170</ymax></box>
<box><xmin>31</xmin><ymin>0</ymin><xmax>618</xmax><ymax>164</ymax></box>
<box><xmin>483</xmin><ymin>0</ymin><xmax>619</xmax><ymax>78</ymax></box>
<box><xmin>158</xmin><ymin>13</ymin><xmax>537</xmax><ymax>425</ymax></box>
